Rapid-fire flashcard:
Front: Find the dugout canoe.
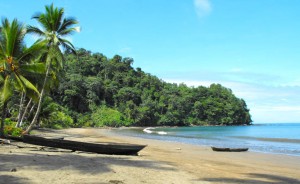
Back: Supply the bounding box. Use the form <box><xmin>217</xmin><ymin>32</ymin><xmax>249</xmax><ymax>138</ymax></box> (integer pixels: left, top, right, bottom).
<box><xmin>23</xmin><ymin>135</ymin><xmax>146</xmax><ymax>155</ymax></box>
<box><xmin>211</xmin><ymin>147</ymin><xmax>249</xmax><ymax>152</ymax></box>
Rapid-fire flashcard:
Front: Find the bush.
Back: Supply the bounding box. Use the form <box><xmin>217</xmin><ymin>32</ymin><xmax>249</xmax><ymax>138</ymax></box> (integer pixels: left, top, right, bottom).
<box><xmin>75</xmin><ymin>113</ymin><xmax>93</xmax><ymax>127</ymax></box>
<box><xmin>4</xmin><ymin>125</ymin><xmax>23</xmax><ymax>136</ymax></box>
<box><xmin>45</xmin><ymin>111</ymin><xmax>74</xmax><ymax>129</ymax></box>
<box><xmin>91</xmin><ymin>106</ymin><xmax>131</xmax><ymax>127</ymax></box>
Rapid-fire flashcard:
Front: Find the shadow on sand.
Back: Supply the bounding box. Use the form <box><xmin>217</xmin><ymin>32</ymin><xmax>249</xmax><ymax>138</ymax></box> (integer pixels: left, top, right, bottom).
<box><xmin>0</xmin><ymin>175</ymin><xmax>30</xmax><ymax>184</ymax></box>
<box><xmin>0</xmin><ymin>150</ymin><xmax>176</xmax><ymax>183</ymax></box>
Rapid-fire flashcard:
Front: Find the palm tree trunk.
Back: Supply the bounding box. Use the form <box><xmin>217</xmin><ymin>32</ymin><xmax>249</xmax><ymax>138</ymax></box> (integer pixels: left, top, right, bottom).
<box><xmin>18</xmin><ymin>98</ymin><xmax>32</xmax><ymax>127</ymax></box>
<box><xmin>28</xmin><ymin>104</ymin><xmax>35</xmax><ymax>119</ymax></box>
<box><xmin>16</xmin><ymin>92</ymin><xmax>25</xmax><ymax>127</ymax></box>
<box><xmin>24</xmin><ymin>65</ymin><xmax>50</xmax><ymax>134</ymax></box>
<box><xmin>0</xmin><ymin>102</ymin><xmax>8</xmax><ymax>138</ymax></box>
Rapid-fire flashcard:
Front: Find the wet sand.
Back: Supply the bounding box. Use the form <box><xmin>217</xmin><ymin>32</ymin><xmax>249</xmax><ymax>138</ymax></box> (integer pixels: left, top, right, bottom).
<box><xmin>1</xmin><ymin>128</ymin><xmax>300</xmax><ymax>184</ymax></box>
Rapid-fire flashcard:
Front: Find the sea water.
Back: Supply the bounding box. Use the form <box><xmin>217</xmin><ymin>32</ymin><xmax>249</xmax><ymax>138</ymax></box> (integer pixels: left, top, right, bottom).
<box><xmin>114</xmin><ymin>123</ymin><xmax>300</xmax><ymax>156</ymax></box>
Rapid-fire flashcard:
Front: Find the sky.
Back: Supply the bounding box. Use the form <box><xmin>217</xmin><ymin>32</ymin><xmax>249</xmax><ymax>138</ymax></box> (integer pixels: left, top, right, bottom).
<box><xmin>1</xmin><ymin>0</ymin><xmax>300</xmax><ymax>123</ymax></box>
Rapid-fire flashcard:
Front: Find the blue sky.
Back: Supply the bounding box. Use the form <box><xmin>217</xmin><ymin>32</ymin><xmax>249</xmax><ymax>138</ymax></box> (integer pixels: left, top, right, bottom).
<box><xmin>1</xmin><ymin>0</ymin><xmax>300</xmax><ymax>123</ymax></box>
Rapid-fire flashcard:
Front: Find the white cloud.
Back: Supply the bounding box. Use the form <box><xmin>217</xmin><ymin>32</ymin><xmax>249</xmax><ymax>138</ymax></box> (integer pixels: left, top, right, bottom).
<box><xmin>194</xmin><ymin>0</ymin><xmax>212</xmax><ymax>18</ymax></box>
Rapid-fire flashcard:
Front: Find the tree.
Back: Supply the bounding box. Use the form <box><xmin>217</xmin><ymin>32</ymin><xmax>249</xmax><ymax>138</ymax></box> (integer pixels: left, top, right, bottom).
<box><xmin>24</xmin><ymin>4</ymin><xmax>79</xmax><ymax>134</ymax></box>
<box><xmin>0</xmin><ymin>18</ymin><xmax>44</xmax><ymax>137</ymax></box>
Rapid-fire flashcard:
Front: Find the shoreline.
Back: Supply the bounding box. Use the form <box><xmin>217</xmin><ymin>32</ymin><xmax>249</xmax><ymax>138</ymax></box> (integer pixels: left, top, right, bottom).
<box><xmin>1</xmin><ymin>128</ymin><xmax>300</xmax><ymax>183</ymax></box>
<box><xmin>109</xmin><ymin>127</ymin><xmax>300</xmax><ymax>156</ymax></box>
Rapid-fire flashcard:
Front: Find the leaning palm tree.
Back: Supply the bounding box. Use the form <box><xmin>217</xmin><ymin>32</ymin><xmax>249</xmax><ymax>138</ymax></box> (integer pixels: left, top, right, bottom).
<box><xmin>24</xmin><ymin>4</ymin><xmax>79</xmax><ymax>134</ymax></box>
<box><xmin>0</xmin><ymin>18</ymin><xmax>45</xmax><ymax>137</ymax></box>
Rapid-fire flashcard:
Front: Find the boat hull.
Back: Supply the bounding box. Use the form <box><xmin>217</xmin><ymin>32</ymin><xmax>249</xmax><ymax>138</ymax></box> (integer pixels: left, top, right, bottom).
<box><xmin>211</xmin><ymin>147</ymin><xmax>248</xmax><ymax>152</ymax></box>
<box><xmin>23</xmin><ymin>135</ymin><xmax>146</xmax><ymax>155</ymax></box>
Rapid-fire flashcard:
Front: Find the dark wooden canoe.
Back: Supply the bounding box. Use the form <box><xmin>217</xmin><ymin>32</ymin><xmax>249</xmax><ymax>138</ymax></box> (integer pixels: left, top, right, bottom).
<box><xmin>211</xmin><ymin>147</ymin><xmax>248</xmax><ymax>152</ymax></box>
<box><xmin>23</xmin><ymin>135</ymin><xmax>146</xmax><ymax>155</ymax></box>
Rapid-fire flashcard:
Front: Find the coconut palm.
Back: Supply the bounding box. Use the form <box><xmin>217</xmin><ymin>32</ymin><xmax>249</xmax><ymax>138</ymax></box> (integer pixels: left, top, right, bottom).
<box><xmin>24</xmin><ymin>4</ymin><xmax>79</xmax><ymax>133</ymax></box>
<box><xmin>0</xmin><ymin>18</ymin><xmax>45</xmax><ymax>137</ymax></box>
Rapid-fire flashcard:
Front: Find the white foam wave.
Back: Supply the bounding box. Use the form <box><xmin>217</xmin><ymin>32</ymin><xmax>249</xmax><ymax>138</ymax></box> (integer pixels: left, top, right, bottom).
<box><xmin>143</xmin><ymin>127</ymin><xmax>167</xmax><ymax>135</ymax></box>
<box><xmin>143</xmin><ymin>127</ymin><xmax>155</xmax><ymax>134</ymax></box>
<box><xmin>157</xmin><ymin>131</ymin><xmax>167</xmax><ymax>135</ymax></box>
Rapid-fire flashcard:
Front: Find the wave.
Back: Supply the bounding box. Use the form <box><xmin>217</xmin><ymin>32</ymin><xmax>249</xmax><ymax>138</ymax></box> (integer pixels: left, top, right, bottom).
<box><xmin>143</xmin><ymin>127</ymin><xmax>167</xmax><ymax>135</ymax></box>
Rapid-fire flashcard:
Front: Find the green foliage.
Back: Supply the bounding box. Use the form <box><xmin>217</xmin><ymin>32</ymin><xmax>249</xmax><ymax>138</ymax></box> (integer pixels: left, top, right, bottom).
<box><xmin>91</xmin><ymin>106</ymin><xmax>131</xmax><ymax>127</ymax></box>
<box><xmin>76</xmin><ymin>113</ymin><xmax>93</xmax><ymax>127</ymax></box>
<box><xmin>4</xmin><ymin>118</ymin><xmax>17</xmax><ymax>126</ymax></box>
<box><xmin>37</xmin><ymin>97</ymin><xmax>73</xmax><ymax>129</ymax></box>
<box><xmin>4</xmin><ymin>125</ymin><xmax>23</xmax><ymax>136</ymax></box>
<box><xmin>3</xmin><ymin>119</ymin><xmax>23</xmax><ymax>136</ymax></box>
<box><xmin>51</xmin><ymin>49</ymin><xmax>252</xmax><ymax>127</ymax></box>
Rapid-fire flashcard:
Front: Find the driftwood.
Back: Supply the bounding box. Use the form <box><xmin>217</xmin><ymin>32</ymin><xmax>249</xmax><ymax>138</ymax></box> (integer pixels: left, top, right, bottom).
<box><xmin>22</xmin><ymin>135</ymin><xmax>146</xmax><ymax>155</ymax></box>
<box><xmin>0</xmin><ymin>139</ymin><xmax>11</xmax><ymax>144</ymax></box>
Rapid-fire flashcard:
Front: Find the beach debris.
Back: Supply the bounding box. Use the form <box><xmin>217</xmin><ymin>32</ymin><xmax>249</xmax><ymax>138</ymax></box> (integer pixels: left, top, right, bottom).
<box><xmin>176</xmin><ymin>148</ymin><xmax>181</xmax><ymax>150</ymax></box>
<box><xmin>109</xmin><ymin>180</ymin><xmax>124</xmax><ymax>184</ymax></box>
<box><xmin>10</xmin><ymin>168</ymin><xmax>17</xmax><ymax>172</ymax></box>
<box><xmin>0</xmin><ymin>139</ymin><xmax>11</xmax><ymax>144</ymax></box>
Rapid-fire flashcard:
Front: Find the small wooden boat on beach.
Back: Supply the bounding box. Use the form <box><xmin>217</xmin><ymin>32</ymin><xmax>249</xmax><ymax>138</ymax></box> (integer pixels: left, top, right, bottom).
<box><xmin>211</xmin><ymin>147</ymin><xmax>249</xmax><ymax>152</ymax></box>
<box><xmin>22</xmin><ymin>135</ymin><xmax>146</xmax><ymax>155</ymax></box>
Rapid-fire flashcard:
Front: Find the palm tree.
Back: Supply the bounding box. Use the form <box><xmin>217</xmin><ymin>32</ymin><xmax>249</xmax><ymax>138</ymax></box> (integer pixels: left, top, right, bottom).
<box><xmin>0</xmin><ymin>18</ymin><xmax>45</xmax><ymax>137</ymax></box>
<box><xmin>24</xmin><ymin>4</ymin><xmax>79</xmax><ymax>134</ymax></box>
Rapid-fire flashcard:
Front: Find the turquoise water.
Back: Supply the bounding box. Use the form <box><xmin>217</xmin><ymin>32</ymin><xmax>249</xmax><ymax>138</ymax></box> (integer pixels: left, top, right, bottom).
<box><xmin>114</xmin><ymin>123</ymin><xmax>300</xmax><ymax>156</ymax></box>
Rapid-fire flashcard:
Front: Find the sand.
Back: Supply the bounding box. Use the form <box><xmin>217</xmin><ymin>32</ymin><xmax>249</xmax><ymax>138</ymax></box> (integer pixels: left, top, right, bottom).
<box><xmin>0</xmin><ymin>128</ymin><xmax>300</xmax><ymax>184</ymax></box>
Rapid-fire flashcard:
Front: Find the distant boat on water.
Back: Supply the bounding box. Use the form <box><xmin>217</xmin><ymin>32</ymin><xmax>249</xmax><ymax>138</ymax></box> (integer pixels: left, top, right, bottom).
<box><xmin>211</xmin><ymin>147</ymin><xmax>249</xmax><ymax>152</ymax></box>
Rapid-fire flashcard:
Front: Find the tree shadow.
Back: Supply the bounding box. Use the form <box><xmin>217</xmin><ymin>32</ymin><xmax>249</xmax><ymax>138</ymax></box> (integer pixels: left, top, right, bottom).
<box><xmin>0</xmin><ymin>151</ymin><xmax>175</xmax><ymax>174</ymax></box>
<box><xmin>200</xmin><ymin>173</ymin><xmax>300</xmax><ymax>184</ymax></box>
<box><xmin>0</xmin><ymin>175</ymin><xmax>30</xmax><ymax>184</ymax></box>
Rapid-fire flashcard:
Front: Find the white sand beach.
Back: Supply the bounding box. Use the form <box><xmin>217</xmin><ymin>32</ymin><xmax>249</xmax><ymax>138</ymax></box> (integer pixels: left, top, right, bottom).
<box><xmin>1</xmin><ymin>128</ymin><xmax>299</xmax><ymax>184</ymax></box>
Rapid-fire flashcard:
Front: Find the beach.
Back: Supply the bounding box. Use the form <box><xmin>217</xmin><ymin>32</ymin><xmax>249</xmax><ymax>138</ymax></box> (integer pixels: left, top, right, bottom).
<box><xmin>1</xmin><ymin>128</ymin><xmax>300</xmax><ymax>184</ymax></box>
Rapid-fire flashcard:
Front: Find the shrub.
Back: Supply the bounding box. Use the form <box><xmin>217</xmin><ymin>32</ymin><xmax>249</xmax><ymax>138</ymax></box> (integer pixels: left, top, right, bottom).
<box><xmin>91</xmin><ymin>106</ymin><xmax>131</xmax><ymax>127</ymax></box>
<box><xmin>4</xmin><ymin>125</ymin><xmax>23</xmax><ymax>136</ymax></box>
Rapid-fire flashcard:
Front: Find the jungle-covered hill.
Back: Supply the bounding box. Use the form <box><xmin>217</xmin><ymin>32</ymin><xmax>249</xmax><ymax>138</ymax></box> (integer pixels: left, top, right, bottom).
<box><xmin>47</xmin><ymin>48</ymin><xmax>252</xmax><ymax>128</ymax></box>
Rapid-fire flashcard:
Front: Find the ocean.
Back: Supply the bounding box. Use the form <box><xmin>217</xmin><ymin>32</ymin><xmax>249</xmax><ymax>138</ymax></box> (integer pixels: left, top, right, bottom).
<box><xmin>114</xmin><ymin>123</ymin><xmax>300</xmax><ymax>156</ymax></box>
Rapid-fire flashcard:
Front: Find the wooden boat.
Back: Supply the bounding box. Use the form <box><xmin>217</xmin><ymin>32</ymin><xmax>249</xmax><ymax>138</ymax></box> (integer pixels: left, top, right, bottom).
<box><xmin>23</xmin><ymin>135</ymin><xmax>146</xmax><ymax>155</ymax></box>
<box><xmin>211</xmin><ymin>147</ymin><xmax>248</xmax><ymax>152</ymax></box>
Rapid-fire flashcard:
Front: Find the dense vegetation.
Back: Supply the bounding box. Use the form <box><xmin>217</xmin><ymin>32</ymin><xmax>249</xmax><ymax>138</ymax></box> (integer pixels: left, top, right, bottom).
<box><xmin>0</xmin><ymin>4</ymin><xmax>251</xmax><ymax>137</ymax></box>
<box><xmin>49</xmin><ymin>49</ymin><xmax>252</xmax><ymax>128</ymax></box>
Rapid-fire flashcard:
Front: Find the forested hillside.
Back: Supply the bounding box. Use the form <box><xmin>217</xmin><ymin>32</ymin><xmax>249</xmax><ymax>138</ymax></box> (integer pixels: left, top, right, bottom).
<box><xmin>48</xmin><ymin>48</ymin><xmax>252</xmax><ymax>128</ymax></box>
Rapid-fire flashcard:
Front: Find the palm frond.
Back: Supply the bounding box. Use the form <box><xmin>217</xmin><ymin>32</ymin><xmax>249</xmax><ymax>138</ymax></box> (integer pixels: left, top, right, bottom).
<box><xmin>14</xmin><ymin>72</ymin><xmax>26</xmax><ymax>93</ymax></box>
<box><xmin>26</xmin><ymin>25</ymin><xmax>45</xmax><ymax>37</ymax></box>
<box><xmin>58</xmin><ymin>27</ymin><xmax>78</xmax><ymax>36</ymax></box>
<box><xmin>48</xmin><ymin>46</ymin><xmax>64</xmax><ymax>69</ymax></box>
<box><xmin>20</xmin><ymin>63</ymin><xmax>46</xmax><ymax>74</ymax></box>
<box><xmin>57</xmin><ymin>17</ymin><xmax>78</xmax><ymax>34</ymax></box>
<box><xmin>54</xmin><ymin>7</ymin><xmax>64</xmax><ymax>32</ymax></box>
<box><xmin>32</xmin><ymin>12</ymin><xmax>42</xmax><ymax>20</ymax></box>
<box><xmin>18</xmin><ymin>39</ymin><xmax>47</xmax><ymax>63</ymax></box>
<box><xmin>0</xmin><ymin>74</ymin><xmax>4</xmax><ymax>84</ymax></box>
<box><xmin>18</xmin><ymin>75</ymin><xmax>39</xmax><ymax>95</ymax></box>
<box><xmin>58</xmin><ymin>38</ymin><xmax>76</xmax><ymax>54</ymax></box>
<box><xmin>1</xmin><ymin>18</ymin><xmax>25</xmax><ymax>58</ymax></box>
<box><xmin>1</xmin><ymin>75</ymin><xmax>13</xmax><ymax>102</ymax></box>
